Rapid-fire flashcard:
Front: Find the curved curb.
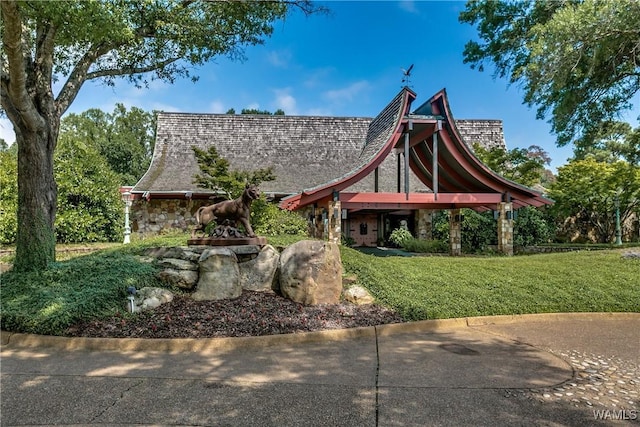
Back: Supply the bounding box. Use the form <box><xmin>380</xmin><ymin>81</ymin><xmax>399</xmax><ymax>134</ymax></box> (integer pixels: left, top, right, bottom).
<box><xmin>2</xmin><ymin>312</ymin><xmax>638</xmax><ymax>353</ymax></box>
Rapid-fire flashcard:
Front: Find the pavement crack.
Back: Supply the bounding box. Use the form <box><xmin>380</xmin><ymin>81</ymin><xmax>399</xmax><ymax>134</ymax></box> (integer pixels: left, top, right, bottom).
<box><xmin>90</xmin><ymin>378</ymin><xmax>145</xmax><ymax>422</ymax></box>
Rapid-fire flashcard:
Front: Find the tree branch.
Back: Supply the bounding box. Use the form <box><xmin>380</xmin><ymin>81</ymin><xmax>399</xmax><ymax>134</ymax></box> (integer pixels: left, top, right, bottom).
<box><xmin>85</xmin><ymin>57</ymin><xmax>181</xmax><ymax>81</ymax></box>
<box><xmin>55</xmin><ymin>42</ymin><xmax>112</xmax><ymax>116</ymax></box>
<box><xmin>0</xmin><ymin>0</ymin><xmax>41</xmax><ymax>131</ymax></box>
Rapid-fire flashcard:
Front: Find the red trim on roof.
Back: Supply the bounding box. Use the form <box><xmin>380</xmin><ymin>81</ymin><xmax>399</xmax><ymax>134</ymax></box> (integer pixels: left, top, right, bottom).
<box><xmin>281</xmin><ymin>88</ymin><xmax>552</xmax><ymax>211</ymax></box>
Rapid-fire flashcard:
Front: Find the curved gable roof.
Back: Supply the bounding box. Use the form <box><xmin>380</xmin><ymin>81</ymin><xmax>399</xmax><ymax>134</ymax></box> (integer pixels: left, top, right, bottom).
<box><xmin>281</xmin><ymin>88</ymin><xmax>552</xmax><ymax>211</ymax></box>
<box><xmin>279</xmin><ymin>87</ymin><xmax>416</xmax><ymax>209</ymax></box>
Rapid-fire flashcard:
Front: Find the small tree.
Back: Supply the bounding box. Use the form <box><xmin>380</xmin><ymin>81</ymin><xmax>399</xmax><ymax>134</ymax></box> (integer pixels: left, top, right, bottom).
<box><xmin>192</xmin><ymin>146</ymin><xmax>275</xmax><ymax>199</ymax></box>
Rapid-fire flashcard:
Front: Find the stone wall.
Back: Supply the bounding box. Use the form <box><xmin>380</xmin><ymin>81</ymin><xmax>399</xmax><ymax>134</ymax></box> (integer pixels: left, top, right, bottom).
<box><xmin>131</xmin><ymin>198</ymin><xmax>210</xmax><ymax>236</ymax></box>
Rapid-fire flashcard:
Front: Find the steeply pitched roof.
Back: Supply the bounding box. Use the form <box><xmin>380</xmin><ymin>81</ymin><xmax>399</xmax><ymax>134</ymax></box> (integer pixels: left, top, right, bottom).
<box><xmin>134</xmin><ymin>114</ymin><xmax>371</xmax><ymax>196</ymax></box>
<box><xmin>133</xmin><ymin>90</ymin><xmax>508</xmax><ymax>199</ymax></box>
<box><xmin>281</xmin><ymin>87</ymin><xmax>551</xmax><ymax>211</ymax></box>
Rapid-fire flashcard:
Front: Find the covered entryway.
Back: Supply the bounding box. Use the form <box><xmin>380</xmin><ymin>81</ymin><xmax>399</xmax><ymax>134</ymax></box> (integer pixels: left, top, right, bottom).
<box><xmin>280</xmin><ymin>87</ymin><xmax>552</xmax><ymax>255</ymax></box>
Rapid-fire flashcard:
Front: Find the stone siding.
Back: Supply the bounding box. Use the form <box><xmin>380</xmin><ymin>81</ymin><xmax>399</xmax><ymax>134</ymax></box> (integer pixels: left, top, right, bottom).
<box><xmin>131</xmin><ymin>199</ymin><xmax>209</xmax><ymax>236</ymax></box>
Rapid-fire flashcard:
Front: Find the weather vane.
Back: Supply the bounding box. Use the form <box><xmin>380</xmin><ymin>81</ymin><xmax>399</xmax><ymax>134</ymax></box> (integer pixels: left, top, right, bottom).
<box><xmin>401</xmin><ymin>64</ymin><xmax>414</xmax><ymax>87</ymax></box>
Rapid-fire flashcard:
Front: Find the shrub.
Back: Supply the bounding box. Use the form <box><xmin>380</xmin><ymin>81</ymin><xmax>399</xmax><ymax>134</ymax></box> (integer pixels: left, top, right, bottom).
<box><xmin>401</xmin><ymin>238</ymin><xmax>448</xmax><ymax>253</ymax></box>
<box><xmin>514</xmin><ymin>206</ymin><xmax>554</xmax><ymax>246</ymax></box>
<box><xmin>389</xmin><ymin>227</ymin><xmax>412</xmax><ymax>247</ymax></box>
<box><xmin>250</xmin><ymin>198</ymin><xmax>308</xmax><ymax>236</ymax></box>
<box><xmin>0</xmin><ymin>150</ymin><xmax>18</xmax><ymax>244</ymax></box>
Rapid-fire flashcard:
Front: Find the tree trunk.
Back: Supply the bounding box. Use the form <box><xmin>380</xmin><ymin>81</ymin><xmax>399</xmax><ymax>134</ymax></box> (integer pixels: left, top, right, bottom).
<box><xmin>13</xmin><ymin>124</ymin><xmax>58</xmax><ymax>272</ymax></box>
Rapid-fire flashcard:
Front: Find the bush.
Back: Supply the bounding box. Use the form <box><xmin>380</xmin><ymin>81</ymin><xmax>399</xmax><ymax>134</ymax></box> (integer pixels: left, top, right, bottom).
<box><xmin>55</xmin><ymin>137</ymin><xmax>123</xmax><ymax>243</ymax></box>
<box><xmin>389</xmin><ymin>227</ymin><xmax>412</xmax><ymax>247</ymax></box>
<box><xmin>514</xmin><ymin>206</ymin><xmax>554</xmax><ymax>247</ymax></box>
<box><xmin>250</xmin><ymin>198</ymin><xmax>308</xmax><ymax>236</ymax></box>
<box><xmin>0</xmin><ymin>250</ymin><xmax>160</xmax><ymax>335</ymax></box>
<box><xmin>0</xmin><ymin>150</ymin><xmax>18</xmax><ymax>244</ymax></box>
<box><xmin>401</xmin><ymin>238</ymin><xmax>448</xmax><ymax>253</ymax></box>
<box><xmin>433</xmin><ymin>209</ymin><xmax>496</xmax><ymax>253</ymax></box>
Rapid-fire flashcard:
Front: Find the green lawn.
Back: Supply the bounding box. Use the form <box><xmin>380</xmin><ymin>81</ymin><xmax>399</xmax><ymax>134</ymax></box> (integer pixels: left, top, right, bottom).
<box><xmin>1</xmin><ymin>235</ymin><xmax>638</xmax><ymax>335</ymax></box>
<box><xmin>342</xmin><ymin>247</ymin><xmax>640</xmax><ymax>320</ymax></box>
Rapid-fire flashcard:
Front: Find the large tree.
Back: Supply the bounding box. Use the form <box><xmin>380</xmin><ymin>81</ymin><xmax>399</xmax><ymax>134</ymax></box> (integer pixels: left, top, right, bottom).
<box><xmin>61</xmin><ymin>104</ymin><xmax>156</xmax><ymax>185</ymax></box>
<box><xmin>471</xmin><ymin>142</ymin><xmax>550</xmax><ymax>188</ymax></box>
<box><xmin>460</xmin><ymin>0</ymin><xmax>640</xmax><ymax>147</ymax></box>
<box><xmin>548</xmin><ymin>158</ymin><xmax>640</xmax><ymax>243</ymax></box>
<box><xmin>1</xmin><ymin>0</ymin><xmax>321</xmax><ymax>272</ymax></box>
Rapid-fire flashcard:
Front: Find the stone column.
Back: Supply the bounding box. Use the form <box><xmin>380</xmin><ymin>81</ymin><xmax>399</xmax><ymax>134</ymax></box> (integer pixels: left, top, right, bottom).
<box><xmin>327</xmin><ymin>200</ymin><xmax>342</xmax><ymax>245</ymax></box>
<box><xmin>449</xmin><ymin>209</ymin><xmax>462</xmax><ymax>256</ymax></box>
<box><xmin>497</xmin><ymin>202</ymin><xmax>514</xmax><ymax>256</ymax></box>
<box><xmin>415</xmin><ymin>209</ymin><xmax>434</xmax><ymax>240</ymax></box>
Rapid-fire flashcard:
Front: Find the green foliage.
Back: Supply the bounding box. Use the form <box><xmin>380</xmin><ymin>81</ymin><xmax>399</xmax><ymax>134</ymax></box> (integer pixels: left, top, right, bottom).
<box><xmin>341</xmin><ymin>246</ymin><xmax>640</xmax><ymax>321</ymax></box>
<box><xmin>240</xmin><ymin>108</ymin><xmax>286</xmax><ymax>115</ymax></box>
<box><xmin>0</xmin><ymin>134</ymin><xmax>123</xmax><ymax>245</ymax></box>
<box><xmin>573</xmin><ymin>121</ymin><xmax>640</xmax><ymax>166</ymax></box>
<box><xmin>472</xmin><ymin>142</ymin><xmax>549</xmax><ymax>187</ymax></box>
<box><xmin>460</xmin><ymin>0</ymin><xmax>640</xmax><ymax>147</ymax></box>
<box><xmin>250</xmin><ymin>197</ymin><xmax>308</xmax><ymax>236</ymax></box>
<box><xmin>0</xmin><ymin>150</ymin><xmax>18</xmax><ymax>244</ymax></box>
<box><xmin>60</xmin><ymin>104</ymin><xmax>156</xmax><ymax>185</ymax></box>
<box><xmin>54</xmin><ymin>135</ymin><xmax>123</xmax><ymax>243</ymax></box>
<box><xmin>433</xmin><ymin>209</ymin><xmax>496</xmax><ymax>253</ymax></box>
<box><xmin>389</xmin><ymin>227</ymin><xmax>412</xmax><ymax>247</ymax></box>
<box><xmin>192</xmin><ymin>146</ymin><xmax>276</xmax><ymax>199</ymax></box>
<box><xmin>548</xmin><ymin>158</ymin><xmax>640</xmax><ymax>242</ymax></box>
<box><xmin>400</xmin><ymin>238</ymin><xmax>448</xmax><ymax>254</ymax></box>
<box><xmin>513</xmin><ymin>207</ymin><xmax>554</xmax><ymax>247</ymax></box>
<box><xmin>2</xmin><ymin>0</ymin><xmax>324</xmax><ymax>272</ymax></box>
<box><xmin>0</xmin><ymin>250</ymin><xmax>161</xmax><ymax>335</ymax></box>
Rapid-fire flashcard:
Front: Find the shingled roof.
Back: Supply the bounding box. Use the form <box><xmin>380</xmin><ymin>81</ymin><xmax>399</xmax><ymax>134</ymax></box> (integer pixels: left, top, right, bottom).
<box><xmin>132</xmin><ymin>92</ymin><xmax>507</xmax><ymax>199</ymax></box>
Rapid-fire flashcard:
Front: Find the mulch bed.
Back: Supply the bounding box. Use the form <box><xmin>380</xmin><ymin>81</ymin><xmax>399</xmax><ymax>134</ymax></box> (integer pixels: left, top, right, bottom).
<box><xmin>65</xmin><ymin>291</ymin><xmax>405</xmax><ymax>339</ymax></box>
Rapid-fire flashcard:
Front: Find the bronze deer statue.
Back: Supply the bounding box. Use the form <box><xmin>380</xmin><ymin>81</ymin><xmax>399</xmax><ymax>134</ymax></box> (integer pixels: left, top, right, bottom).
<box><xmin>191</xmin><ymin>184</ymin><xmax>260</xmax><ymax>238</ymax></box>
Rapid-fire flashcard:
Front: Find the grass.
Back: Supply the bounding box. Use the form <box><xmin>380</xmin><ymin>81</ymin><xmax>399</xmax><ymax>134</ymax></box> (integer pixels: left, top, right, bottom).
<box><xmin>341</xmin><ymin>247</ymin><xmax>640</xmax><ymax>320</ymax></box>
<box><xmin>0</xmin><ymin>233</ymin><xmax>638</xmax><ymax>335</ymax></box>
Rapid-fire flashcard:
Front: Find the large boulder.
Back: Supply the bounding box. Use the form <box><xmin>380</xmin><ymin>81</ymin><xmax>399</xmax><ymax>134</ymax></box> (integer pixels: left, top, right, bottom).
<box><xmin>157</xmin><ymin>268</ymin><xmax>199</xmax><ymax>289</ymax></box>
<box><xmin>192</xmin><ymin>248</ymin><xmax>241</xmax><ymax>301</ymax></box>
<box><xmin>279</xmin><ymin>240</ymin><xmax>343</xmax><ymax>305</ymax></box>
<box><xmin>239</xmin><ymin>244</ymin><xmax>280</xmax><ymax>292</ymax></box>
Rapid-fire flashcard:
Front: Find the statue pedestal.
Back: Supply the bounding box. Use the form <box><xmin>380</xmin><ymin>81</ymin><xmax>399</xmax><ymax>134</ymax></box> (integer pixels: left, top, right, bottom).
<box><xmin>187</xmin><ymin>236</ymin><xmax>267</xmax><ymax>246</ymax></box>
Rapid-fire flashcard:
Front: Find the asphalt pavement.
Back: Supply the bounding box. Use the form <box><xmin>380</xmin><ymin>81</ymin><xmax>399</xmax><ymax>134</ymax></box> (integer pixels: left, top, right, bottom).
<box><xmin>1</xmin><ymin>312</ymin><xmax>638</xmax><ymax>426</ymax></box>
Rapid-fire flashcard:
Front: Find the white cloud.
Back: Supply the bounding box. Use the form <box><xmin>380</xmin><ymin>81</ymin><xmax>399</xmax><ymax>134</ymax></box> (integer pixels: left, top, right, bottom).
<box><xmin>272</xmin><ymin>88</ymin><xmax>298</xmax><ymax>115</ymax></box>
<box><xmin>246</xmin><ymin>102</ymin><xmax>261</xmax><ymax>111</ymax></box>
<box><xmin>0</xmin><ymin>118</ymin><xmax>16</xmax><ymax>144</ymax></box>
<box><xmin>266</xmin><ymin>49</ymin><xmax>293</xmax><ymax>68</ymax></box>
<box><xmin>323</xmin><ymin>81</ymin><xmax>370</xmax><ymax>104</ymax></box>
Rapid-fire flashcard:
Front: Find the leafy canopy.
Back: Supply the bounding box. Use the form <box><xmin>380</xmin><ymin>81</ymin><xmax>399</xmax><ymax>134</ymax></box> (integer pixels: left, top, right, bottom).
<box><xmin>460</xmin><ymin>0</ymin><xmax>640</xmax><ymax>146</ymax></box>
<box><xmin>60</xmin><ymin>104</ymin><xmax>156</xmax><ymax>185</ymax></box>
<box><xmin>192</xmin><ymin>146</ymin><xmax>276</xmax><ymax>199</ymax></box>
<box><xmin>547</xmin><ymin>158</ymin><xmax>640</xmax><ymax>243</ymax></box>
<box><xmin>472</xmin><ymin>142</ymin><xmax>549</xmax><ymax>187</ymax></box>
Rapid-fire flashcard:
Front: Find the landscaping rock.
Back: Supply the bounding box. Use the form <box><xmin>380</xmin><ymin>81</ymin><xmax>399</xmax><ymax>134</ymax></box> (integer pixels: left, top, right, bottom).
<box><xmin>157</xmin><ymin>268</ymin><xmax>199</xmax><ymax>289</ymax></box>
<box><xmin>193</xmin><ymin>248</ymin><xmax>241</xmax><ymax>300</ymax></box>
<box><xmin>621</xmin><ymin>250</ymin><xmax>640</xmax><ymax>260</ymax></box>
<box><xmin>239</xmin><ymin>244</ymin><xmax>280</xmax><ymax>292</ymax></box>
<box><xmin>158</xmin><ymin>258</ymin><xmax>198</xmax><ymax>271</ymax></box>
<box><xmin>129</xmin><ymin>287</ymin><xmax>174</xmax><ymax>313</ymax></box>
<box><xmin>279</xmin><ymin>240</ymin><xmax>342</xmax><ymax>305</ymax></box>
<box><xmin>343</xmin><ymin>285</ymin><xmax>375</xmax><ymax>305</ymax></box>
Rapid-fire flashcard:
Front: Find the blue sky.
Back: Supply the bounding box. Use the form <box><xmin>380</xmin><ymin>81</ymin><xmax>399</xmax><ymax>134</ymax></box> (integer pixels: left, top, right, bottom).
<box><xmin>2</xmin><ymin>0</ymin><xmax>638</xmax><ymax>171</ymax></box>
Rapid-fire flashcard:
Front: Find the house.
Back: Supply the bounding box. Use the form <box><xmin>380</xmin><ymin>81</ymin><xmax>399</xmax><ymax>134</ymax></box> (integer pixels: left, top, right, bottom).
<box><xmin>129</xmin><ymin>87</ymin><xmax>552</xmax><ymax>254</ymax></box>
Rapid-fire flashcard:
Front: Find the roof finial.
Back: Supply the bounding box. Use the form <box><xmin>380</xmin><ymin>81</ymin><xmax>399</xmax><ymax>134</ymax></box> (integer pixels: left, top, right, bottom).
<box><xmin>401</xmin><ymin>64</ymin><xmax>414</xmax><ymax>87</ymax></box>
